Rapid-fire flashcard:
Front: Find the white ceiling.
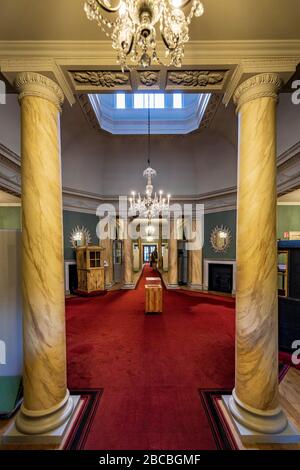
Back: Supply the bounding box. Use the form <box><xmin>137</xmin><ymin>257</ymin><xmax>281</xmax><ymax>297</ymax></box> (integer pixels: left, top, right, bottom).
<box><xmin>0</xmin><ymin>0</ymin><xmax>300</xmax><ymax>41</ymax></box>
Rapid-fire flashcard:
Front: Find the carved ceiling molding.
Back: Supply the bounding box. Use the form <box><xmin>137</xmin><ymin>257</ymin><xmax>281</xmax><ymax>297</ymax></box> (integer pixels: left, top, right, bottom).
<box><xmin>70</xmin><ymin>70</ymin><xmax>130</xmax><ymax>90</ymax></box>
<box><xmin>0</xmin><ymin>41</ymin><xmax>299</xmax><ymax>104</ymax></box>
<box><xmin>166</xmin><ymin>70</ymin><xmax>227</xmax><ymax>90</ymax></box>
<box><xmin>138</xmin><ymin>71</ymin><xmax>159</xmax><ymax>87</ymax></box>
<box><xmin>68</xmin><ymin>68</ymin><xmax>229</xmax><ymax>92</ymax></box>
<box><xmin>1</xmin><ymin>40</ymin><xmax>300</xmax><ymax>61</ymax></box>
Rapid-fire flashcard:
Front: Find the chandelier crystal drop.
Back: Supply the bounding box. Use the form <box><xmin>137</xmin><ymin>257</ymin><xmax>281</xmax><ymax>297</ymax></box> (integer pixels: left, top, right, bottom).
<box><xmin>128</xmin><ymin>108</ymin><xmax>170</xmax><ymax>220</ymax></box>
<box><xmin>84</xmin><ymin>0</ymin><xmax>204</xmax><ymax>69</ymax></box>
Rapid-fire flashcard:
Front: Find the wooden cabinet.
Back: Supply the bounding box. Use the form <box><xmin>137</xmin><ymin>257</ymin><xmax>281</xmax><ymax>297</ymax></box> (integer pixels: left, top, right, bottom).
<box><xmin>145</xmin><ymin>276</ymin><xmax>163</xmax><ymax>313</ymax></box>
<box><xmin>145</xmin><ymin>285</ymin><xmax>163</xmax><ymax>313</ymax></box>
<box><xmin>76</xmin><ymin>245</ymin><xmax>105</xmax><ymax>293</ymax></box>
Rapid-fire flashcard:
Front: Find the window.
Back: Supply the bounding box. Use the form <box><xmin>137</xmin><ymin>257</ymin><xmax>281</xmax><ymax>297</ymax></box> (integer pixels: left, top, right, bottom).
<box><xmin>133</xmin><ymin>93</ymin><xmax>165</xmax><ymax>109</ymax></box>
<box><xmin>173</xmin><ymin>93</ymin><xmax>183</xmax><ymax>109</ymax></box>
<box><xmin>115</xmin><ymin>93</ymin><xmax>126</xmax><ymax>109</ymax></box>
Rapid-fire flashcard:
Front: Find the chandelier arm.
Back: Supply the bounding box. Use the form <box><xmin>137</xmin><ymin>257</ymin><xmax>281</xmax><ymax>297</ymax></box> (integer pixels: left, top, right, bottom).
<box><xmin>96</xmin><ymin>0</ymin><xmax>121</xmax><ymax>13</ymax></box>
<box><xmin>85</xmin><ymin>1</ymin><xmax>204</xmax><ymax>73</ymax></box>
<box><xmin>125</xmin><ymin>34</ymin><xmax>135</xmax><ymax>55</ymax></box>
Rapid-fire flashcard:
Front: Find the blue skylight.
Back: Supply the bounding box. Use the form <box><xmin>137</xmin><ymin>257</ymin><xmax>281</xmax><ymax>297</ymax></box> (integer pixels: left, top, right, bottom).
<box><xmin>89</xmin><ymin>92</ymin><xmax>211</xmax><ymax>135</ymax></box>
<box><xmin>115</xmin><ymin>93</ymin><xmax>183</xmax><ymax>110</ymax></box>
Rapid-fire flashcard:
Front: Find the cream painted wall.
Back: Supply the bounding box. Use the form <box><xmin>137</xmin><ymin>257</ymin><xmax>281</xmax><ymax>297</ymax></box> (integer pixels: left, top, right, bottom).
<box><xmin>0</xmin><ymin>94</ymin><xmax>20</xmax><ymax>154</ymax></box>
<box><xmin>60</xmin><ymin>101</ymin><xmax>237</xmax><ymax>197</ymax></box>
<box><xmin>277</xmin><ymin>93</ymin><xmax>300</xmax><ymax>156</ymax></box>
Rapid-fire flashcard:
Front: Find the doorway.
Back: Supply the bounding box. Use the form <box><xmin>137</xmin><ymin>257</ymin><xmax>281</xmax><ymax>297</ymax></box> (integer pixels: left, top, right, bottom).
<box><xmin>143</xmin><ymin>244</ymin><xmax>156</xmax><ymax>263</ymax></box>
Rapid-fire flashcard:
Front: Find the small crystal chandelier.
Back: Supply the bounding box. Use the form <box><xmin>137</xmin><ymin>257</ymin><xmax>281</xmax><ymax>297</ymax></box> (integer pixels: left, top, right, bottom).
<box><xmin>129</xmin><ymin>108</ymin><xmax>170</xmax><ymax>220</ymax></box>
<box><xmin>84</xmin><ymin>0</ymin><xmax>204</xmax><ymax>69</ymax></box>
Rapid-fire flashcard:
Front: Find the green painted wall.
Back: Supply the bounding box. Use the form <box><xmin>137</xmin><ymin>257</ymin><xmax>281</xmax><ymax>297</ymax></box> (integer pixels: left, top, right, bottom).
<box><xmin>0</xmin><ymin>207</ymin><xmax>21</xmax><ymax>230</ymax></box>
<box><xmin>63</xmin><ymin>210</ymin><xmax>99</xmax><ymax>260</ymax></box>
<box><xmin>277</xmin><ymin>205</ymin><xmax>300</xmax><ymax>239</ymax></box>
<box><xmin>2</xmin><ymin>205</ymin><xmax>297</xmax><ymax>261</ymax></box>
<box><xmin>203</xmin><ymin>210</ymin><xmax>236</xmax><ymax>260</ymax></box>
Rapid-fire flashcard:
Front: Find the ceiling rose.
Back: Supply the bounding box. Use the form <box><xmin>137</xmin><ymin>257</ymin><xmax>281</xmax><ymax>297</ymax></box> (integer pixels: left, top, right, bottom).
<box><xmin>84</xmin><ymin>0</ymin><xmax>204</xmax><ymax>69</ymax></box>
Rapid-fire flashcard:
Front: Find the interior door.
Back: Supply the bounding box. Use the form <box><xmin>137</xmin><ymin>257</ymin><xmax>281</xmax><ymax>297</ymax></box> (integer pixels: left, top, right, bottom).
<box><xmin>143</xmin><ymin>245</ymin><xmax>156</xmax><ymax>263</ymax></box>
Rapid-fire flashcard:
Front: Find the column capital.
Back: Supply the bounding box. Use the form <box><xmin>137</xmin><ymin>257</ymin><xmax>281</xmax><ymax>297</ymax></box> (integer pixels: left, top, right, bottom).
<box><xmin>14</xmin><ymin>72</ymin><xmax>64</xmax><ymax>111</ymax></box>
<box><xmin>233</xmin><ymin>73</ymin><xmax>282</xmax><ymax>113</ymax></box>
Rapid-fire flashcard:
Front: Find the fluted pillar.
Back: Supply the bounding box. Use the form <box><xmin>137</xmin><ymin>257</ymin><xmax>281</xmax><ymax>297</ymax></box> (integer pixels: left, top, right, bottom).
<box><xmin>227</xmin><ymin>73</ymin><xmax>290</xmax><ymax>440</ymax></box>
<box><xmin>189</xmin><ymin>219</ymin><xmax>203</xmax><ymax>290</ymax></box>
<box><xmin>14</xmin><ymin>72</ymin><xmax>74</xmax><ymax>436</ymax></box>
<box><xmin>168</xmin><ymin>219</ymin><xmax>178</xmax><ymax>288</ymax></box>
<box><xmin>123</xmin><ymin>224</ymin><xmax>134</xmax><ymax>289</ymax></box>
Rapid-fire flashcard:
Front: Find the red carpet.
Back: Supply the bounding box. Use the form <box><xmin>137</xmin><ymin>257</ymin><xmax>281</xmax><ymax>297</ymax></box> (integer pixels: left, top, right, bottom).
<box><xmin>66</xmin><ymin>264</ymin><xmax>235</xmax><ymax>450</ymax></box>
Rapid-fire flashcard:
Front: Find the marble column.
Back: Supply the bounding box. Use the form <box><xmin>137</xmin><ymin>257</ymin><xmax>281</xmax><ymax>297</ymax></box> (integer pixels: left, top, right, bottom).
<box><xmin>168</xmin><ymin>219</ymin><xmax>178</xmax><ymax>288</ymax></box>
<box><xmin>14</xmin><ymin>72</ymin><xmax>74</xmax><ymax>436</ymax></box>
<box><xmin>123</xmin><ymin>223</ymin><xmax>134</xmax><ymax>289</ymax></box>
<box><xmin>189</xmin><ymin>219</ymin><xmax>203</xmax><ymax>290</ymax></box>
<box><xmin>227</xmin><ymin>73</ymin><xmax>289</xmax><ymax>439</ymax></box>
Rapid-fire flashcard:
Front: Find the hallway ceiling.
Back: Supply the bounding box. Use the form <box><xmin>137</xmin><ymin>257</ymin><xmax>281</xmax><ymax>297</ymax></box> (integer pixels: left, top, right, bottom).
<box><xmin>0</xmin><ymin>0</ymin><xmax>300</xmax><ymax>41</ymax></box>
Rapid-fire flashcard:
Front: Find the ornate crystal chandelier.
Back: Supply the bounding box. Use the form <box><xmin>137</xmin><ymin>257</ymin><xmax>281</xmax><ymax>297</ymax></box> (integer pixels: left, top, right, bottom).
<box><xmin>84</xmin><ymin>0</ymin><xmax>204</xmax><ymax>69</ymax></box>
<box><xmin>128</xmin><ymin>108</ymin><xmax>170</xmax><ymax>220</ymax></box>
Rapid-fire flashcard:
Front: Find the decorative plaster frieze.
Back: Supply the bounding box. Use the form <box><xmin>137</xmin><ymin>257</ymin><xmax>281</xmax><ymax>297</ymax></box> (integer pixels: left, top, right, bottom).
<box><xmin>139</xmin><ymin>71</ymin><xmax>159</xmax><ymax>87</ymax></box>
<box><xmin>14</xmin><ymin>72</ymin><xmax>64</xmax><ymax>111</ymax></box>
<box><xmin>167</xmin><ymin>70</ymin><xmax>227</xmax><ymax>90</ymax></box>
<box><xmin>70</xmin><ymin>70</ymin><xmax>130</xmax><ymax>89</ymax></box>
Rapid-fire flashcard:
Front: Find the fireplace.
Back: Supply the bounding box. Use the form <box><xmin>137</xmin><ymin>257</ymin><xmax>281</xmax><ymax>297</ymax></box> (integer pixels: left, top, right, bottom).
<box><xmin>208</xmin><ymin>263</ymin><xmax>233</xmax><ymax>294</ymax></box>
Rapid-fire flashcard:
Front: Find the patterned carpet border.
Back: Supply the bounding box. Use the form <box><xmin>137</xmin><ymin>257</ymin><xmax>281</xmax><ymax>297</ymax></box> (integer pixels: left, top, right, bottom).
<box><xmin>63</xmin><ymin>389</ymin><xmax>103</xmax><ymax>450</ymax></box>
<box><xmin>199</xmin><ymin>389</ymin><xmax>238</xmax><ymax>450</ymax></box>
<box><xmin>199</xmin><ymin>363</ymin><xmax>290</xmax><ymax>451</ymax></box>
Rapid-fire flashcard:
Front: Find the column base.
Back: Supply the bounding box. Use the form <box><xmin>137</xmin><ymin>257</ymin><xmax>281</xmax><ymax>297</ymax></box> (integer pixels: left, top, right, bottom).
<box><xmin>222</xmin><ymin>393</ymin><xmax>300</xmax><ymax>444</ymax></box>
<box><xmin>166</xmin><ymin>283</ymin><xmax>179</xmax><ymax>289</ymax></box>
<box><xmin>122</xmin><ymin>283</ymin><xmax>135</xmax><ymax>290</ymax></box>
<box><xmin>2</xmin><ymin>395</ymin><xmax>80</xmax><ymax>445</ymax></box>
<box><xmin>105</xmin><ymin>282</ymin><xmax>115</xmax><ymax>289</ymax></box>
<box><xmin>190</xmin><ymin>284</ymin><xmax>203</xmax><ymax>291</ymax></box>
